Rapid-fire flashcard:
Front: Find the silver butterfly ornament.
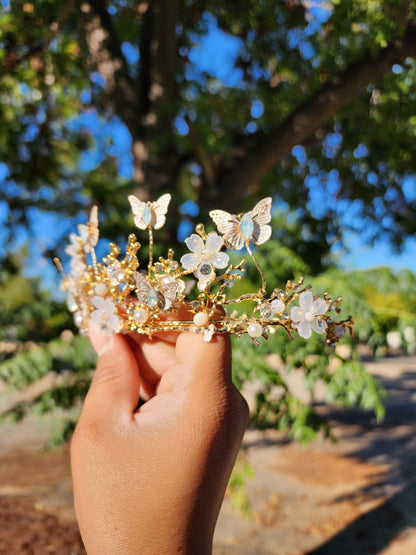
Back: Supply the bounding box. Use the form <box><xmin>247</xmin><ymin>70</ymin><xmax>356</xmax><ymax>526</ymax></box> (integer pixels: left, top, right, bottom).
<box><xmin>128</xmin><ymin>193</ymin><xmax>171</xmax><ymax>230</ymax></box>
<box><xmin>209</xmin><ymin>197</ymin><xmax>272</xmax><ymax>250</ymax></box>
<box><xmin>135</xmin><ymin>272</ymin><xmax>181</xmax><ymax>310</ymax></box>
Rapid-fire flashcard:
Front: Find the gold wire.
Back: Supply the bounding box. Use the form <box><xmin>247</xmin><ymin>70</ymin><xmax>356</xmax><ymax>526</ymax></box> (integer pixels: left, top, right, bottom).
<box><xmin>246</xmin><ymin>242</ymin><xmax>267</xmax><ymax>294</ymax></box>
<box><xmin>148</xmin><ymin>227</ymin><xmax>153</xmax><ymax>275</ymax></box>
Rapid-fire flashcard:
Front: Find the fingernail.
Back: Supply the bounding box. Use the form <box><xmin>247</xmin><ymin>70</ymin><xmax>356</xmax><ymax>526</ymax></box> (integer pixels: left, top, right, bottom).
<box><xmin>89</xmin><ymin>323</ymin><xmax>113</xmax><ymax>356</ymax></box>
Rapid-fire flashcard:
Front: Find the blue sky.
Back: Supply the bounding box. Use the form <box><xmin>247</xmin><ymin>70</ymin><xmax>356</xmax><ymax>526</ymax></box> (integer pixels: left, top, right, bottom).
<box><xmin>344</xmin><ymin>237</ymin><xmax>416</xmax><ymax>272</ymax></box>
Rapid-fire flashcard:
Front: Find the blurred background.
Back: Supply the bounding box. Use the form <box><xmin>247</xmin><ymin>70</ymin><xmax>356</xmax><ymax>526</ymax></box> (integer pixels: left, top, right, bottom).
<box><xmin>0</xmin><ymin>1</ymin><xmax>416</xmax><ymax>553</ymax></box>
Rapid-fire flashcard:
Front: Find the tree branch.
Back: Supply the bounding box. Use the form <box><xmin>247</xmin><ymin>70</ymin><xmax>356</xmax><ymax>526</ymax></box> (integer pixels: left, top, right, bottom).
<box><xmin>0</xmin><ymin>372</ymin><xmax>87</xmax><ymax>418</ymax></box>
<box><xmin>79</xmin><ymin>0</ymin><xmax>139</xmax><ymax>134</ymax></box>
<box><xmin>137</xmin><ymin>0</ymin><xmax>181</xmax><ymax>130</ymax></box>
<box><xmin>133</xmin><ymin>0</ymin><xmax>183</xmax><ymax>190</ymax></box>
<box><xmin>217</xmin><ymin>23</ymin><xmax>416</xmax><ymax>209</ymax></box>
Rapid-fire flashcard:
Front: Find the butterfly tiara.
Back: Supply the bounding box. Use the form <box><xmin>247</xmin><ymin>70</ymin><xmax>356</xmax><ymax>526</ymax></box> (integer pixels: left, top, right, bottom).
<box><xmin>55</xmin><ymin>194</ymin><xmax>353</xmax><ymax>345</ymax></box>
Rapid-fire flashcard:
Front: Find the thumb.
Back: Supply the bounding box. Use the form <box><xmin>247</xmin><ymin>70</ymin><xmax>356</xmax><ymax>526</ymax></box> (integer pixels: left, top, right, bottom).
<box><xmin>82</xmin><ymin>326</ymin><xmax>140</xmax><ymax>426</ymax></box>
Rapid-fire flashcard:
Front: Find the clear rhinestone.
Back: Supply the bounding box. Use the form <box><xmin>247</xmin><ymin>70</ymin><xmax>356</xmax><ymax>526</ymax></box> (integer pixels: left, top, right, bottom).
<box><xmin>109</xmin><ymin>268</ymin><xmax>124</xmax><ymax>286</ymax></box>
<box><xmin>199</xmin><ymin>263</ymin><xmax>212</xmax><ymax>276</ymax></box>
<box><xmin>260</xmin><ymin>304</ymin><xmax>274</xmax><ymax>320</ymax></box>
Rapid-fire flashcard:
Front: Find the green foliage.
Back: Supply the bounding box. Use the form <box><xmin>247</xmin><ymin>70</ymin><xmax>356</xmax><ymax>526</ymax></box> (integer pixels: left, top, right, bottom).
<box><xmin>310</xmin><ymin>266</ymin><xmax>416</xmax><ymax>355</ymax></box>
<box><xmin>0</xmin><ymin>251</ymin><xmax>96</xmax><ymax>442</ymax></box>
<box><xmin>232</xmin><ymin>324</ymin><xmax>386</xmax><ymax>444</ymax></box>
<box><xmin>326</xmin><ymin>359</ymin><xmax>386</xmax><ymax>419</ymax></box>
<box><xmin>0</xmin><ymin>335</ymin><xmax>94</xmax><ymax>390</ymax></box>
<box><xmin>227</xmin><ymin>452</ymin><xmax>255</xmax><ymax>518</ymax></box>
<box><xmin>0</xmin><ymin>0</ymin><xmax>415</xmax><ymax>268</ymax></box>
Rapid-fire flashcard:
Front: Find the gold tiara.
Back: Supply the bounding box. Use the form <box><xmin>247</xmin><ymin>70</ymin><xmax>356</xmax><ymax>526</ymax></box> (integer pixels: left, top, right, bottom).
<box><xmin>55</xmin><ymin>194</ymin><xmax>353</xmax><ymax>345</ymax></box>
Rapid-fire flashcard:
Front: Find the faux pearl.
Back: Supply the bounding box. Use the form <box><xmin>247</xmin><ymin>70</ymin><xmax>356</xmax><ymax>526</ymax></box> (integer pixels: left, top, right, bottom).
<box><xmin>248</xmin><ymin>322</ymin><xmax>263</xmax><ymax>338</ymax></box>
<box><xmin>134</xmin><ymin>308</ymin><xmax>149</xmax><ymax>324</ymax></box>
<box><xmin>193</xmin><ymin>312</ymin><xmax>209</xmax><ymax>326</ymax></box>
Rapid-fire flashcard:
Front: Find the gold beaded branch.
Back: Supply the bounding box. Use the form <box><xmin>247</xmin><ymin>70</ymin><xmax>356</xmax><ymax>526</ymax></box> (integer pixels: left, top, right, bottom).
<box><xmin>55</xmin><ymin>195</ymin><xmax>353</xmax><ymax>345</ymax></box>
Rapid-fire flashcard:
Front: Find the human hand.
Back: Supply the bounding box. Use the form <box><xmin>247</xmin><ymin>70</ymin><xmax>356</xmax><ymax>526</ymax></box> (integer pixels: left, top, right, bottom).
<box><xmin>70</xmin><ymin>306</ymin><xmax>248</xmax><ymax>554</ymax></box>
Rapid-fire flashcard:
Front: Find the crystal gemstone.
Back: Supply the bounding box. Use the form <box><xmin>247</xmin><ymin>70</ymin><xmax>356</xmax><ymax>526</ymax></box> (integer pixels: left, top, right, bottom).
<box><xmin>147</xmin><ymin>288</ymin><xmax>159</xmax><ymax>307</ymax></box>
<box><xmin>240</xmin><ymin>213</ymin><xmax>254</xmax><ymax>240</ymax></box>
<box><xmin>142</xmin><ymin>205</ymin><xmax>153</xmax><ymax>226</ymax></box>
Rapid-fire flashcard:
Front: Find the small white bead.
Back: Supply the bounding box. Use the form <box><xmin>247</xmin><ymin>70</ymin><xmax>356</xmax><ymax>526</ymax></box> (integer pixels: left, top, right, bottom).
<box><xmin>74</xmin><ymin>311</ymin><xmax>83</xmax><ymax>328</ymax></box>
<box><xmin>248</xmin><ymin>322</ymin><xmax>263</xmax><ymax>338</ymax></box>
<box><xmin>133</xmin><ymin>308</ymin><xmax>149</xmax><ymax>324</ymax></box>
<box><xmin>193</xmin><ymin>312</ymin><xmax>209</xmax><ymax>326</ymax></box>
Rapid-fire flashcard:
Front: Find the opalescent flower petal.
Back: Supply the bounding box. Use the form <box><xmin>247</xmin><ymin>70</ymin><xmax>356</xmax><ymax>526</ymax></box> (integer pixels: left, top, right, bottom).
<box><xmin>212</xmin><ymin>252</ymin><xmax>229</xmax><ymax>269</ymax></box>
<box><xmin>298</xmin><ymin>320</ymin><xmax>312</xmax><ymax>339</ymax></box>
<box><xmin>92</xmin><ymin>295</ymin><xmax>107</xmax><ymax>311</ymax></box>
<box><xmin>290</xmin><ymin>306</ymin><xmax>302</xmax><ymax>321</ymax></box>
<box><xmin>180</xmin><ymin>253</ymin><xmax>200</xmax><ymax>270</ymax></box>
<box><xmin>206</xmin><ymin>232</ymin><xmax>222</xmax><ymax>253</ymax></box>
<box><xmin>312</xmin><ymin>297</ymin><xmax>328</xmax><ymax>315</ymax></box>
<box><xmin>299</xmin><ymin>291</ymin><xmax>313</xmax><ymax>309</ymax></box>
<box><xmin>185</xmin><ymin>234</ymin><xmax>204</xmax><ymax>253</ymax></box>
<box><xmin>311</xmin><ymin>318</ymin><xmax>327</xmax><ymax>334</ymax></box>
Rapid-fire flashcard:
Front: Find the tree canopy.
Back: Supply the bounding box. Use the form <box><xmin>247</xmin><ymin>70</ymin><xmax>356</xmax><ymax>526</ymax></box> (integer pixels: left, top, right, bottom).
<box><xmin>1</xmin><ymin>0</ymin><xmax>415</xmax><ymax>272</ymax></box>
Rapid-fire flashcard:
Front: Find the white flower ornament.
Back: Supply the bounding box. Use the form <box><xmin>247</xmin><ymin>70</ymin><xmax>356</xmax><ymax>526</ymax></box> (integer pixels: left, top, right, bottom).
<box><xmin>90</xmin><ymin>296</ymin><xmax>121</xmax><ymax>335</ymax></box>
<box><xmin>78</xmin><ymin>205</ymin><xmax>99</xmax><ymax>253</ymax></box>
<box><xmin>65</xmin><ymin>233</ymin><xmax>82</xmax><ymax>258</ymax></box>
<box><xmin>290</xmin><ymin>291</ymin><xmax>328</xmax><ymax>339</ymax></box>
<box><xmin>180</xmin><ymin>232</ymin><xmax>229</xmax><ymax>285</ymax></box>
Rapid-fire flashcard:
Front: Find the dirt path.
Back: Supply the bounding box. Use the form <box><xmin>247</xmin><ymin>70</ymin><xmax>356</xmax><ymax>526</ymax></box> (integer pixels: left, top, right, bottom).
<box><xmin>1</xmin><ymin>355</ymin><xmax>415</xmax><ymax>554</ymax></box>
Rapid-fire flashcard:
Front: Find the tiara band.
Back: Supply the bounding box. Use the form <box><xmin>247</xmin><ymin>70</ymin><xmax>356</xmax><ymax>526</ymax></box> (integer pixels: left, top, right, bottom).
<box><xmin>55</xmin><ymin>194</ymin><xmax>353</xmax><ymax>345</ymax></box>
